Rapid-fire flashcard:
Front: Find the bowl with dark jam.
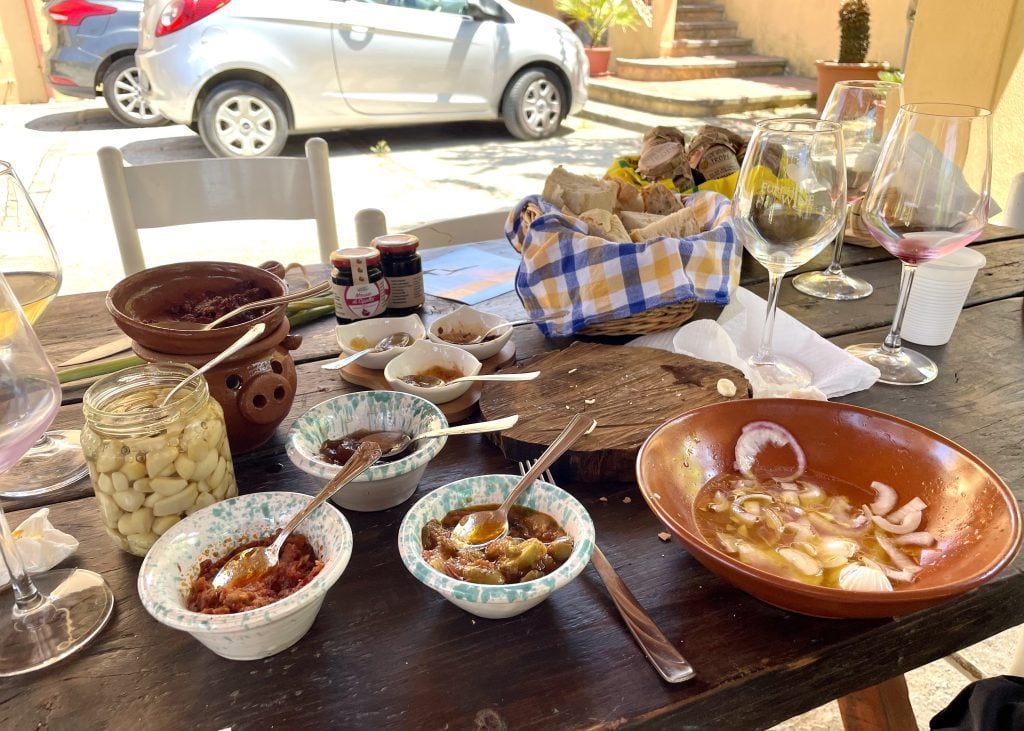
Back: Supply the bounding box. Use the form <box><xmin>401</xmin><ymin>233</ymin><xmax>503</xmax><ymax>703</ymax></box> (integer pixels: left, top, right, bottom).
<box><xmin>384</xmin><ymin>340</ymin><xmax>482</xmax><ymax>405</ymax></box>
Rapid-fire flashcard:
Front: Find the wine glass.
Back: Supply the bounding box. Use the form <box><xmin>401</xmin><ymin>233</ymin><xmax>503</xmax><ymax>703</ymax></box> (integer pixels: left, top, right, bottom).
<box><xmin>0</xmin><ymin>272</ymin><xmax>114</xmax><ymax>676</ymax></box>
<box><xmin>732</xmin><ymin>119</ymin><xmax>846</xmax><ymax>387</ymax></box>
<box><xmin>793</xmin><ymin>80</ymin><xmax>904</xmax><ymax>300</ymax></box>
<box><xmin>845</xmin><ymin>103</ymin><xmax>992</xmax><ymax>385</ymax></box>
<box><xmin>0</xmin><ymin>160</ymin><xmax>88</xmax><ymax>497</ymax></box>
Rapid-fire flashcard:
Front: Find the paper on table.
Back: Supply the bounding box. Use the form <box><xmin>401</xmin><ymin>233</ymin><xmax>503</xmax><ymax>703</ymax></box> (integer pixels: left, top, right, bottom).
<box><xmin>630</xmin><ymin>287</ymin><xmax>879</xmax><ymax>399</ymax></box>
<box><xmin>0</xmin><ymin>508</ymin><xmax>79</xmax><ymax>585</ymax></box>
<box><xmin>421</xmin><ymin>241</ymin><xmax>519</xmax><ymax>306</ymax></box>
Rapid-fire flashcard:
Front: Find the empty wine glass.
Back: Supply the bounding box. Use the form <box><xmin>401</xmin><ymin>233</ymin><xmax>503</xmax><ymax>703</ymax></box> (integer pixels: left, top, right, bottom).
<box><xmin>793</xmin><ymin>80</ymin><xmax>903</xmax><ymax>300</ymax></box>
<box><xmin>0</xmin><ymin>160</ymin><xmax>88</xmax><ymax>497</ymax></box>
<box><xmin>733</xmin><ymin>119</ymin><xmax>846</xmax><ymax>387</ymax></box>
<box><xmin>845</xmin><ymin>103</ymin><xmax>992</xmax><ymax>385</ymax></box>
<box><xmin>0</xmin><ymin>272</ymin><xmax>114</xmax><ymax>676</ymax></box>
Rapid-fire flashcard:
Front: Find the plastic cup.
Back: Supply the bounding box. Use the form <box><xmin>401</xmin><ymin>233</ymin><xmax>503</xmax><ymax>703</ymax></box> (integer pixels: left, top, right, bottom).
<box><xmin>901</xmin><ymin>248</ymin><xmax>987</xmax><ymax>346</ymax></box>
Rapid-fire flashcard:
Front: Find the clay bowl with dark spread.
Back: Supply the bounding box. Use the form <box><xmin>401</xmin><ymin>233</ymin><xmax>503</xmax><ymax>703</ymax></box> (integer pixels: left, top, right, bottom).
<box><xmin>107</xmin><ymin>261</ymin><xmax>287</xmax><ymax>355</ymax></box>
<box><xmin>635</xmin><ymin>398</ymin><xmax>1022</xmax><ymax>618</ymax></box>
<box><xmin>138</xmin><ymin>492</ymin><xmax>353</xmax><ymax>660</ymax></box>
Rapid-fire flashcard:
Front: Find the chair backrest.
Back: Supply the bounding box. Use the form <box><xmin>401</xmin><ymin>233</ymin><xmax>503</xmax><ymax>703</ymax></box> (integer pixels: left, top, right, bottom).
<box><xmin>353</xmin><ymin>208</ymin><xmax>509</xmax><ymax>249</ymax></box>
<box><xmin>98</xmin><ymin>138</ymin><xmax>339</xmax><ymax>275</ymax></box>
<box><xmin>1002</xmin><ymin>171</ymin><xmax>1024</xmax><ymax>230</ymax></box>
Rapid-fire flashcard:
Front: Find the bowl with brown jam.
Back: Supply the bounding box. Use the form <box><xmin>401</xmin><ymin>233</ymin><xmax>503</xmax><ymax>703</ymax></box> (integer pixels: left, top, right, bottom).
<box><xmin>384</xmin><ymin>340</ymin><xmax>482</xmax><ymax>405</ymax></box>
<box><xmin>428</xmin><ymin>305</ymin><xmax>513</xmax><ymax>360</ymax></box>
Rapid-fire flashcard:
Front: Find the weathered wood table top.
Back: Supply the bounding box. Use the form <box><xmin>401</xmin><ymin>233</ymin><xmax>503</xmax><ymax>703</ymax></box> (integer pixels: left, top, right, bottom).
<box><xmin>3</xmin><ymin>227</ymin><xmax>1022</xmax><ymax>730</ymax></box>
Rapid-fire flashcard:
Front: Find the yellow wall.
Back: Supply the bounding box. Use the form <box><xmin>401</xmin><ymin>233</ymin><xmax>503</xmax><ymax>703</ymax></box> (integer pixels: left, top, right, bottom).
<box><xmin>904</xmin><ymin>0</ymin><xmax>1024</xmax><ymax>215</ymax></box>
<box><xmin>609</xmin><ymin>0</ymin><xmax>677</xmax><ymax>63</ymax></box>
<box><xmin>719</xmin><ymin>0</ymin><xmax>908</xmax><ymax>77</ymax></box>
<box><xmin>0</xmin><ymin>0</ymin><xmax>51</xmax><ymax>103</ymax></box>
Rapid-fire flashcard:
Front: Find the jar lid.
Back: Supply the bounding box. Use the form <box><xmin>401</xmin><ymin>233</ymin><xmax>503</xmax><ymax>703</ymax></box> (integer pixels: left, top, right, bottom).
<box><xmin>330</xmin><ymin>247</ymin><xmax>381</xmax><ymax>267</ymax></box>
<box><xmin>373</xmin><ymin>234</ymin><xmax>420</xmax><ymax>254</ymax></box>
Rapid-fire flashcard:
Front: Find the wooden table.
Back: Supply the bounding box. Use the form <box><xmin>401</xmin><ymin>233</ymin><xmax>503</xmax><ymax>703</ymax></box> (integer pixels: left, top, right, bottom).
<box><xmin>3</xmin><ymin>227</ymin><xmax>1022</xmax><ymax>730</ymax></box>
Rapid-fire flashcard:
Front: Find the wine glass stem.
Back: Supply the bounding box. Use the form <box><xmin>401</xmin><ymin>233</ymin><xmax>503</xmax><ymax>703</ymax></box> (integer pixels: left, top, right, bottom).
<box><xmin>0</xmin><ymin>506</ymin><xmax>43</xmax><ymax>613</ymax></box>
<box><xmin>882</xmin><ymin>263</ymin><xmax>918</xmax><ymax>354</ymax></box>
<box><xmin>824</xmin><ymin>212</ymin><xmax>849</xmax><ymax>275</ymax></box>
<box><xmin>753</xmin><ymin>270</ymin><xmax>783</xmax><ymax>364</ymax></box>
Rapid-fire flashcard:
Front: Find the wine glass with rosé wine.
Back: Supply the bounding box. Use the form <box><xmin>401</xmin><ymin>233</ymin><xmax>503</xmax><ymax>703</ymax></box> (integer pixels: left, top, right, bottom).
<box><xmin>845</xmin><ymin>103</ymin><xmax>992</xmax><ymax>385</ymax></box>
<box><xmin>0</xmin><ymin>271</ymin><xmax>114</xmax><ymax>676</ymax></box>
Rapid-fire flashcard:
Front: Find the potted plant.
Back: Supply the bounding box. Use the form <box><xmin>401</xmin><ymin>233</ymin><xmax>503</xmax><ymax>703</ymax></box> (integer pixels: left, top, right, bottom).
<box><xmin>554</xmin><ymin>0</ymin><xmax>648</xmax><ymax>77</ymax></box>
<box><xmin>816</xmin><ymin>0</ymin><xmax>891</xmax><ymax>112</ymax></box>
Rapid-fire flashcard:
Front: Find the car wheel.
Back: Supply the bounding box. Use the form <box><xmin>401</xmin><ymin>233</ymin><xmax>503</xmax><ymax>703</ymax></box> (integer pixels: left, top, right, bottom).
<box><xmin>501</xmin><ymin>68</ymin><xmax>565</xmax><ymax>141</ymax></box>
<box><xmin>198</xmin><ymin>81</ymin><xmax>288</xmax><ymax>158</ymax></box>
<box><xmin>102</xmin><ymin>57</ymin><xmax>168</xmax><ymax>128</ymax></box>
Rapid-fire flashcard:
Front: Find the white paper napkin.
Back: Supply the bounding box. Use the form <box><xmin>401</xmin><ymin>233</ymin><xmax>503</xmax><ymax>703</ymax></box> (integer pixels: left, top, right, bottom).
<box><xmin>0</xmin><ymin>509</ymin><xmax>79</xmax><ymax>584</ymax></box>
<box><xmin>630</xmin><ymin>287</ymin><xmax>880</xmax><ymax>398</ymax></box>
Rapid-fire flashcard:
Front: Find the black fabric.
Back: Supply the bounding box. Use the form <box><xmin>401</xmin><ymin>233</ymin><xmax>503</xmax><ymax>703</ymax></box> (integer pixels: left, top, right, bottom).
<box><xmin>930</xmin><ymin>676</ymin><xmax>1024</xmax><ymax>730</ymax></box>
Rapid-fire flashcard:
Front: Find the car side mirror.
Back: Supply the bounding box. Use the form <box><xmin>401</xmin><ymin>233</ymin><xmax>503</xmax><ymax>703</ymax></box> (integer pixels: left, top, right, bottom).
<box><xmin>465</xmin><ymin>0</ymin><xmax>507</xmax><ymax>21</ymax></box>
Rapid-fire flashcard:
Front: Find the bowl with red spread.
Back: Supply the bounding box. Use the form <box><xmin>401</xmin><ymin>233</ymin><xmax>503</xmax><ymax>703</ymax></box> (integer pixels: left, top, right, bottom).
<box><xmin>398</xmin><ymin>474</ymin><xmax>595</xmax><ymax>619</ymax></box>
<box><xmin>286</xmin><ymin>391</ymin><xmax>447</xmax><ymax>511</ymax></box>
<box><xmin>138</xmin><ymin>491</ymin><xmax>353</xmax><ymax>660</ymax></box>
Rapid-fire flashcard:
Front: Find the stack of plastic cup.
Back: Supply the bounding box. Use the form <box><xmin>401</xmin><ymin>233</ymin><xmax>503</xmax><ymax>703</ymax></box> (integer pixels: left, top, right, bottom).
<box><xmin>901</xmin><ymin>248</ymin><xmax>987</xmax><ymax>346</ymax></box>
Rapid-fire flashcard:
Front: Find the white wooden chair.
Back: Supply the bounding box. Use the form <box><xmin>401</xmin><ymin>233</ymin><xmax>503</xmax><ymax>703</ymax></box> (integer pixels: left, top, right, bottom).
<box><xmin>98</xmin><ymin>138</ymin><xmax>339</xmax><ymax>275</ymax></box>
<box><xmin>353</xmin><ymin>208</ymin><xmax>509</xmax><ymax>248</ymax></box>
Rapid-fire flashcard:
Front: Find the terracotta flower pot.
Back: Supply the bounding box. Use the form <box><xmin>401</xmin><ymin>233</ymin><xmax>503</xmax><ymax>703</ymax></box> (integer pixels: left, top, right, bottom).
<box><xmin>584</xmin><ymin>47</ymin><xmax>612</xmax><ymax>77</ymax></box>
<box><xmin>815</xmin><ymin>60</ymin><xmax>891</xmax><ymax>113</ymax></box>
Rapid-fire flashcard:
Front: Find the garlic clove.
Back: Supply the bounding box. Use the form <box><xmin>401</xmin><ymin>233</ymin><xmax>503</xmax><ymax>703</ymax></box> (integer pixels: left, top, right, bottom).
<box><xmin>838</xmin><ymin>563</ymin><xmax>894</xmax><ymax>592</ymax></box>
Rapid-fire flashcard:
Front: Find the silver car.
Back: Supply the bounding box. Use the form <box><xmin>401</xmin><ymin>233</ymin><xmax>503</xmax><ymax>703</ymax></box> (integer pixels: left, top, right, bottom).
<box><xmin>137</xmin><ymin>0</ymin><xmax>587</xmax><ymax>157</ymax></box>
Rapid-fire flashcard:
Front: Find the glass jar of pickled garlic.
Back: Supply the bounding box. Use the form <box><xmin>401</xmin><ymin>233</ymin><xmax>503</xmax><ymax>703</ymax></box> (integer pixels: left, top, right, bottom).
<box><xmin>81</xmin><ymin>363</ymin><xmax>238</xmax><ymax>556</ymax></box>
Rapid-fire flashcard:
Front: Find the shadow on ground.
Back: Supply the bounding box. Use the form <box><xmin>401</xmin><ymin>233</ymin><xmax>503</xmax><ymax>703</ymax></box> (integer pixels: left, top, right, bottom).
<box><xmin>25</xmin><ymin>107</ymin><xmax>129</xmax><ymax>133</ymax></box>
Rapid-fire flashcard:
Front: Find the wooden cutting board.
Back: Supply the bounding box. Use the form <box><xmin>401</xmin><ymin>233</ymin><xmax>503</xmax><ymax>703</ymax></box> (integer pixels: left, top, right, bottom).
<box><xmin>479</xmin><ymin>342</ymin><xmax>750</xmax><ymax>483</ymax></box>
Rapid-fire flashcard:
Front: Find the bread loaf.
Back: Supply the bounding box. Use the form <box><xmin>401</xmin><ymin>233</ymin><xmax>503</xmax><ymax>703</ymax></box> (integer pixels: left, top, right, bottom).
<box><xmin>611</xmin><ymin>179</ymin><xmax>644</xmax><ymax>213</ymax></box>
<box><xmin>630</xmin><ymin>206</ymin><xmax>701</xmax><ymax>242</ymax></box>
<box><xmin>619</xmin><ymin>211</ymin><xmax>663</xmax><ymax>231</ymax></box>
<box><xmin>543</xmin><ymin>166</ymin><xmax>617</xmax><ymax>215</ymax></box>
<box><xmin>579</xmin><ymin>209</ymin><xmax>630</xmax><ymax>242</ymax></box>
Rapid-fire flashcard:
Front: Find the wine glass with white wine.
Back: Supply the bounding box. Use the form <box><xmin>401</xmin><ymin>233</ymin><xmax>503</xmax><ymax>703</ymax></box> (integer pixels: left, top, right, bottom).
<box><xmin>0</xmin><ymin>161</ymin><xmax>88</xmax><ymax>497</ymax></box>
<box><xmin>0</xmin><ymin>271</ymin><xmax>114</xmax><ymax>675</ymax></box>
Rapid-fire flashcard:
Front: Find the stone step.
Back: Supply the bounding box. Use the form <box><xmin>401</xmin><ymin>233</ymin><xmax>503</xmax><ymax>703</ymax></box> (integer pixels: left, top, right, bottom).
<box><xmin>676</xmin><ymin>3</ymin><xmax>724</xmax><ymax>22</ymax></box>
<box><xmin>616</xmin><ymin>55</ymin><xmax>788</xmax><ymax>82</ymax></box>
<box><xmin>669</xmin><ymin>37</ymin><xmax>754</xmax><ymax>57</ymax></box>
<box><xmin>585</xmin><ymin>75</ymin><xmax>816</xmax><ymax>117</ymax></box>
<box><xmin>675</xmin><ymin>19</ymin><xmax>738</xmax><ymax>39</ymax></box>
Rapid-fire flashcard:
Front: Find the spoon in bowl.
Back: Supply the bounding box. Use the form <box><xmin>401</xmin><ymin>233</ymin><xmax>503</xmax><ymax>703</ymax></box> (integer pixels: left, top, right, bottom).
<box><xmin>457</xmin><ymin>312</ymin><xmax>569</xmax><ymax>344</ymax></box>
<box><xmin>201</xmin><ymin>281</ymin><xmax>332</xmax><ymax>330</ymax></box>
<box><xmin>450</xmin><ymin>412</ymin><xmax>597</xmax><ymax>548</ymax></box>
<box><xmin>321</xmin><ymin>332</ymin><xmax>415</xmax><ymax>371</ymax></box>
<box><xmin>333</xmin><ymin>415</ymin><xmax>520</xmax><ymax>462</ymax></box>
<box><xmin>159</xmin><ymin>323</ymin><xmax>266</xmax><ymax>407</ymax></box>
<box><xmin>211</xmin><ymin>441</ymin><xmax>382</xmax><ymax>590</ymax></box>
<box><xmin>400</xmin><ymin>371</ymin><xmax>540</xmax><ymax>388</ymax></box>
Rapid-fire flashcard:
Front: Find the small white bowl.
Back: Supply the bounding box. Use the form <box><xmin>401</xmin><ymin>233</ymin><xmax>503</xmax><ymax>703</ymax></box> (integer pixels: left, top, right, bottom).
<box><xmin>286</xmin><ymin>391</ymin><xmax>447</xmax><ymax>511</ymax></box>
<box><xmin>398</xmin><ymin>474</ymin><xmax>595</xmax><ymax>619</ymax></box>
<box><xmin>384</xmin><ymin>340</ymin><xmax>482</xmax><ymax>405</ymax></box>
<box><xmin>335</xmin><ymin>314</ymin><xmax>426</xmax><ymax>370</ymax></box>
<box><xmin>137</xmin><ymin>492</ymin><xmax>352</xmax><ymax>661</ymax></box>
<box><xmin>428</xmin><ymin>305</ymin><xmax>513</xmax><ymax>360</ymax></box>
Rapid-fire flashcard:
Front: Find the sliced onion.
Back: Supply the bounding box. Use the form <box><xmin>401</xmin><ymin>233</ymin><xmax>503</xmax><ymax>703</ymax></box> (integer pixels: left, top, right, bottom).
<box><xmin>808</xmin><ymin>511</ymin><xmax>871</xmax><ymax>538</ymax></box>
<box><xmin>784</xmin><ymin>521</ymin><xmax>814</xmax><ymax>542</ymax></box>
<box><xmin>883</xmin><ymin>567</ymin><xmax>918</xmax><ymax>584</ymax></box>
<box><xmin>762</xmin><ymin>507</ymin><xmax>784</xmax><ymax>534</ymax></box>
<box><xmin>734</xmin><ymin>421</ymin><xmax>806</xmax><ymax>481</ymax></box>
<box><xmin>716</xmin><ymin>532</ymin><xmax>739</xmax><ymax>554</ymax></box>
<box><xmin>731</xmin><ymin>498</ymin><xmax>761</xmax><ymax>525</ymax></box>
<box><xmin>894</xmin><ymin>531</ymin><xmax>935</xmax><ymax>546</ymax></box>
<box><xmin>876</xmin><ymin>532</ymin><xmax>921</xmax><ymax>573</ymax></box>
<box><xmin>869</xmin><ymin>480</ymin><xmax>898</xmax><ymax>516</ymax></box>
<box><xmin>887</xmin><ymin>497</ymin><xmax>928</xmax><ymax>524</ymax></box>
<box><xmin>798</xmin><ymin>483</ymin><xmax>825</xmax><ymax>504</ymax></box>
<box><xmin>872</xmin><ymin>510</ymin><xmax>923</xmax><ymax>535</ymax></box>
<box><xmin>779</xmin><ymin>547</ymin><xmax>822</xmax><ymax>576</ymax></box>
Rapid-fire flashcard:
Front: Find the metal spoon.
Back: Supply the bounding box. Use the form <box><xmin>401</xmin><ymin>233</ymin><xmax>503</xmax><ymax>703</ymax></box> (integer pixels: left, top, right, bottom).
<box><xmin>450</xmin><ymin>413</ymin><xmax>597</xmax><ymax>548</ymax></box>
<box><xmin>201</xmin><ymin>281</ymin><xmax>332</xmax><ymax>330</ymax></box>
<box><xmin>159</xmin><ymin>323</ymin><xmax>265</xmax><ymax>407</ymax></box>
<box><xmin>211</xmin><ymin>441</ymin><xmax>381</xmax><ymax>590</ymax></box>
<box><xmin>356</xmin><ymin>415</ymin><xmax>520</xmax><ymax>460</ymax></box>
<box><xmin>399</xmin><ymin>371</ymin><xmax>540</xmax><ymax>388</ymax></box>
<box><xmin>321</xmin><ymin>332</ymin><xmax>415</xmax><ymax>371</ymax></box>
<box><xmin>456</xmin><ymin>312</ymin><xmax>569</xmax><ymax>344</ymax></box>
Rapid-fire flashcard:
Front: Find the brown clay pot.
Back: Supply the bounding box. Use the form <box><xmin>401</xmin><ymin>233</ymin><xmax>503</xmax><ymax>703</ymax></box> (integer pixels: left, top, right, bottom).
<box><xmin>815</xmin><ymin>60</ymin><xmax>891</xmax><ymax>114</ymax></box>
<box><xmin>132</xmin><ymin>319</ymin><xmax>301</xmax><ymax>454</ymax></box>
<box><xmin>584</xmin><ymin>47</ymin><xmax>612</xmax><ymax>77</ymax></box>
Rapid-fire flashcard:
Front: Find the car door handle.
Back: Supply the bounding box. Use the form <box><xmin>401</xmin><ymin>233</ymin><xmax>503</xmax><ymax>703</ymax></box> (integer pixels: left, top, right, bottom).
<box><xmin>338</xmin><ymin>24</ymin><xmax>369</xmax><ymax>33</ymax></box>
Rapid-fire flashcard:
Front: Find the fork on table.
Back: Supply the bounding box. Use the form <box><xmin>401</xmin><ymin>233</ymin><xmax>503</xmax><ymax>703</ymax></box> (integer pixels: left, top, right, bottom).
<box><xmin>516</xmin><ymin>461</ymin><xmax>695</xmax><ymax>684</ymax></box>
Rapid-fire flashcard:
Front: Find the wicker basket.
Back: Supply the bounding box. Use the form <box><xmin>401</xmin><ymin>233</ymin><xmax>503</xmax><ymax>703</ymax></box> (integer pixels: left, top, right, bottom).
<box><xmin>581</xmin><ymin>299</ymin><xmax>697</xmax><ymax>336</ymax></box>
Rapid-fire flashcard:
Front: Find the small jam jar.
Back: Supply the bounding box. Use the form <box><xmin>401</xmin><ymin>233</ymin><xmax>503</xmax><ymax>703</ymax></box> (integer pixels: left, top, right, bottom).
<box><xmin>374</xmin><ymin>234</ymin><xmax>424</xmax><ymax>316</ymax></box>
<box><xmin>331</xmin><ymin>247</ymin><xmax>390</xmax><ymax>323</ymax></box>
<box><xmin>81</xmin><ymin>363</ymin><xmax>238</xmax><ymax>557</ymax></box>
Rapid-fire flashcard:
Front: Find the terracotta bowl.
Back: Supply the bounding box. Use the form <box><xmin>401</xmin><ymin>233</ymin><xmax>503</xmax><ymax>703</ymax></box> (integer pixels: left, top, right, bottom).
<box><xmin>635</xmin><ymin>398</ymin><xmax>1021</xmax><ymax>618</ymax></box>
<box><xmin>106</xmin><ymin>261</ymin><xmax>287</xmax><ymax>355</ymax></box>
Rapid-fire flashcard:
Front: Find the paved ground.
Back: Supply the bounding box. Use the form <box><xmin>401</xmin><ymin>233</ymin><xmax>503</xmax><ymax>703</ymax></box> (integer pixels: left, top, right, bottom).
<box><xmin>2</xmin><ymin>97</ymin><xmax>1020</xmax><ymax>727</ymax></box>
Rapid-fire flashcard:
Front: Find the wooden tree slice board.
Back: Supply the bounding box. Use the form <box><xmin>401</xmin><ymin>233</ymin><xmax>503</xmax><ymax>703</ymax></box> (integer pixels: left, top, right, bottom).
<box><xmin>478</xmin><ymin>341</ymin><xmax>750</xmax><ymax>483</ymax></box>
<box><xmin>338</xmin><ymin>340</ymin><xmax>516</xmax><ymax>423</ymax></box>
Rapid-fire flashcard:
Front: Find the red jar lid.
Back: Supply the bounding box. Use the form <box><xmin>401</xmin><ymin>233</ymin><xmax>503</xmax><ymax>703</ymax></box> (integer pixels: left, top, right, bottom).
<box><xmin>330</xmin><ymin>247</ymin><xmax>381</xmax><ymax>267</ymax></box>
<box><xmin>373</xmin><ymin>234</ymin><xmax>419</xmax><ymax>255</ymax></box>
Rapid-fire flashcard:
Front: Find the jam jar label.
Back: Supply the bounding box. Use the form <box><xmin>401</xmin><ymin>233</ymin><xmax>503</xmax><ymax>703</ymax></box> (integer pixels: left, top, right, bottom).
<box><xmin>333</xmin><ymin>278</ymin><xmax>390</xmax><ymax>321</ymax></box>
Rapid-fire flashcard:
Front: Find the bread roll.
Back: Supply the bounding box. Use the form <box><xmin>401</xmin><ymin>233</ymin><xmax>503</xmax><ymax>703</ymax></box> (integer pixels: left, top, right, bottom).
<box><xmin>543</xmin><ymin>166</ymin><xmax>617</xmax><ymax>215</ymax></box>
<box><xmin>579</xmin><ymin>209</ymin><xmax>630</xmax><ymax>242</ymax></box>
<box><xmin>611</xmin><ymin>179</ymin><xmax>644</xmax><ymax>213</ymax></box>
<box><xmin>641</xmin><ymin>183</ymin><xmax>683</xmax><ymax>216</ymax></box>
<box><xmin>630</xmin><ymin>207</ymin><xmax>701</xmax><ymax>242</ymax></box>
<box><xmin>619</xmin><ymin>211</ymin><xmax>663</xmax><ymax>231</ymax></box>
